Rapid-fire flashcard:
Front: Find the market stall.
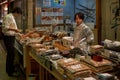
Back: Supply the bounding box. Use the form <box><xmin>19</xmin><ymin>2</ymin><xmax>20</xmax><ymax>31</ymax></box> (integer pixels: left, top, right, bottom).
<box><xmin>15</xmin><ymin>29</ymin><xmax>119</xmax><ymax>80</ymax></box>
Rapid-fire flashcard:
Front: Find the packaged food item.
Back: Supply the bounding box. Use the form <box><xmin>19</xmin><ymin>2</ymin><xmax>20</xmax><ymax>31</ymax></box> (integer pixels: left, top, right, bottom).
<box><xmin>57</xmin><ymin>58</ymin><xmax>80</xmax><ymax>68</ymax></box>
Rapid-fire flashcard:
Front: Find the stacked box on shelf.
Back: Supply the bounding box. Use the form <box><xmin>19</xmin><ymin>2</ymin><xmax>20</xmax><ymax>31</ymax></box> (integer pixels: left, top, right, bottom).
<box><xmin>53</xmin><ymin>42</ymin><xmax>70</xmax><ymax>51</ymax></box>
<box><xmin>57</xmin><ymin>58</ymin><xmax>91</xmax><ymax>79</ymax></box>
<box><xmin>65</xmin><ymin>63</ymin><xmax>91</xmax><ymax>79</ymax></box>
<box><xmin>57</xmin><ymin>58</ymin><xmax>79</xmax><ymax>75</ymax></box>
<box><xmin>80</xmin><ymin>57</ymin><xmax>113</xmax><ymax>73</ymax></box>
<box><xmin>90</xmin><ymin>45</ymin><xmax>104</xmax><ymax>54</ymax></box>
<box><xmin>62</xmin><ymin>36</ymin><xmax>73</xmax><ymax>48</ymax></box>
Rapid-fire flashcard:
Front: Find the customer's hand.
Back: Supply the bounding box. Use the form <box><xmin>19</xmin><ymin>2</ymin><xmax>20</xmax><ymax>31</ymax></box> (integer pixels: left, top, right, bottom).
<box><xmin>8</xmin><ymin>28</ymin><xmax>21</xmax><ymax>33</ymax></box>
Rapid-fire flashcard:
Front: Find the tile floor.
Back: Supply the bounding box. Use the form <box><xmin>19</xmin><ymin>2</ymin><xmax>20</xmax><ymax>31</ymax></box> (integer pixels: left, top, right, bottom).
<box><xmin>0</xmin><ymin>40</ymin><xmax>25</xmax><ymax>80</ymax></box>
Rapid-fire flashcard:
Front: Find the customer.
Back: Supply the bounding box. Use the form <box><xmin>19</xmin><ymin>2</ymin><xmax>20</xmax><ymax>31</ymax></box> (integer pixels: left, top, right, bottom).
<box><xmin>73</xmin><ymin>12</ymin><xmax>94</xmax><ymax>50</ymax></box>
<box><xmin>2</xmin><ymin>7</ymin><xmax>22</xmax><ymax>77</ymax></box>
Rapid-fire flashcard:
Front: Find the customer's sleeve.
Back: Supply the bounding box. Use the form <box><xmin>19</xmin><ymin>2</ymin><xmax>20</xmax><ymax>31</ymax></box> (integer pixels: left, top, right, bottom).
<box><xmin>2</xmin><ymin>16</ymin><xmax>11</xmax><ymax>33</ymax></box>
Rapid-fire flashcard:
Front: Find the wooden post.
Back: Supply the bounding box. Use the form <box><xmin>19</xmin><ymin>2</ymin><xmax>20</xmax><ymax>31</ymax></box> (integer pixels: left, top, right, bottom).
<box><xmin>96</xmin><ymin>0</ymin><xmax>101</xmax><ymax>44</ymax></box>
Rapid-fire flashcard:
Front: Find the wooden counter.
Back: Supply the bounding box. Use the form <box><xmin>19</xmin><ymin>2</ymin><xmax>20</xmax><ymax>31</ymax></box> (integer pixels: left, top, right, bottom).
<box><xmin>25</xmin><ymin>46</ymin><xmax>68</xmax><ymax>80</ymax></box>
<box><xmin>15</xmin><ymin>38</ymin><xmax>120</xmax><ymax>80</ymax></box>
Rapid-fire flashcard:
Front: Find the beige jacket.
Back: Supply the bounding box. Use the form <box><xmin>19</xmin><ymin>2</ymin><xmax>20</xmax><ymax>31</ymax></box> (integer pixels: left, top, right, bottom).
<box><xmin>2</xmin><ymin>13</ymin><xmax>17</xmax><ymax>36</ymax></box>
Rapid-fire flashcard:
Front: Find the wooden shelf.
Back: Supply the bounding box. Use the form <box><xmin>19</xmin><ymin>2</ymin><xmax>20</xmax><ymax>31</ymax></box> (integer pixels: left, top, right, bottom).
<box><xmin>36</xmin><ymin>23</ymin><xmax>71</xmax><ymax>27</ymax></box>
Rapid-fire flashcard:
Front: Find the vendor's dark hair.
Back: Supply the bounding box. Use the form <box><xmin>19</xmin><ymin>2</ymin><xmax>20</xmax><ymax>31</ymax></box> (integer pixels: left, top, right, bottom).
<box><xmin>12</xmin><ymin>7</ymin><xmax>22</xmax><ymax>14</ymax></box>
<box><xmin>74</xmin><ymin>12</ymin><xmax>84</xmax><ymax>21</ymax></box>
